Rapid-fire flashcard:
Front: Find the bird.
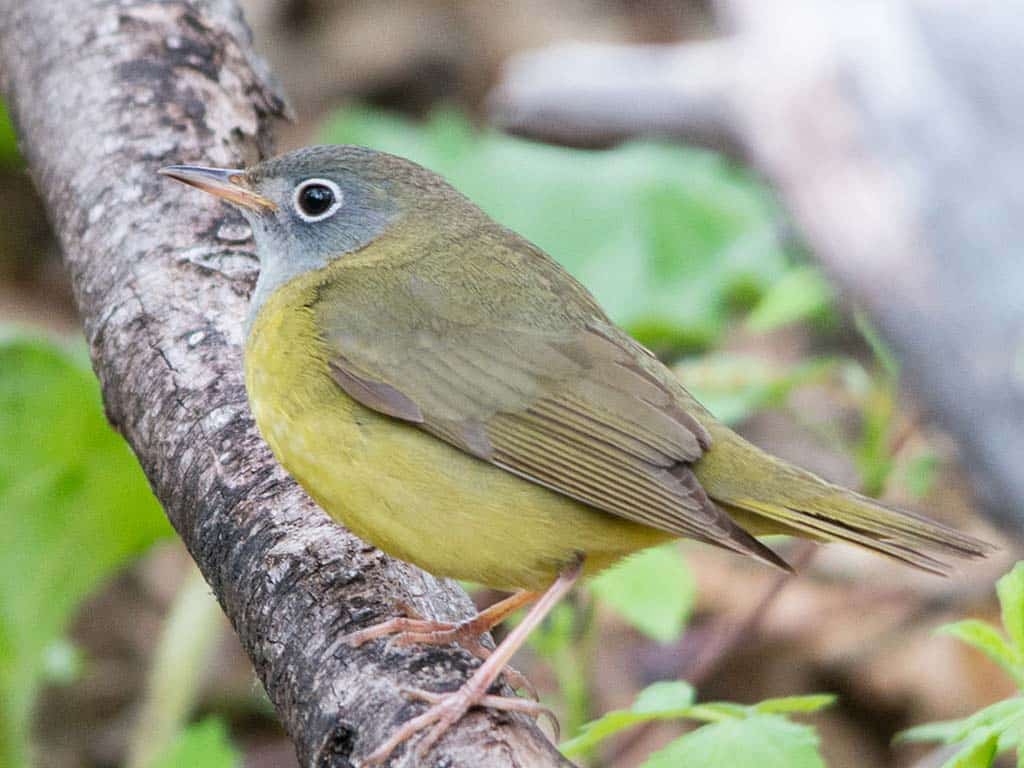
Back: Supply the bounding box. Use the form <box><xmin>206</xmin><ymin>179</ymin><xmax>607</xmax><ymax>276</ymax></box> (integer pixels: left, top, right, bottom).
<box><xmin>160</xmin><ymin>145</ymin><xmax>992</xmax><ymax>765</ymax></box>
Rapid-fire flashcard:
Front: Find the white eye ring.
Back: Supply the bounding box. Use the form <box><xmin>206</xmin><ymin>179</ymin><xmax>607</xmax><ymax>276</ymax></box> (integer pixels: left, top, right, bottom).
<box><xmin>292</xmin><ymin>178</ymin><xmax>343</xmax><ymax>222</ymax></box>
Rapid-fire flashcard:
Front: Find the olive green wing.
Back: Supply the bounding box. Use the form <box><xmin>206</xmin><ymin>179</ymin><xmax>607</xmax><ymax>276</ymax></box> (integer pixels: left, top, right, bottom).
<box><xmin>313</xmin><ymin>250</ymin><xmax>786</xmax><ymax>568</ymax></box>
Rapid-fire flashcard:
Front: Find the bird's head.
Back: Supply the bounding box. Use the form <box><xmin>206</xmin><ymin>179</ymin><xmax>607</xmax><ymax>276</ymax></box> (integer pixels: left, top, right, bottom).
<box><xmin>160</xmin><ymin>144</ymin><xmax>461</xmax><ymax>318</ymax></box>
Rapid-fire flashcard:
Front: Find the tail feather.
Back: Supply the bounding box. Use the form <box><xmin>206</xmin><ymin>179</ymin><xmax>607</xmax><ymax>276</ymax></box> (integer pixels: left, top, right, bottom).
<box><xmin>695</xmin><ymin>427</ymin><xmax>995</xmax><ymax>575</ymax></box>
<box><xmin>727</xmin><ymin>496</ymin><xmax>982</xmax><ymax>576</ymax></box>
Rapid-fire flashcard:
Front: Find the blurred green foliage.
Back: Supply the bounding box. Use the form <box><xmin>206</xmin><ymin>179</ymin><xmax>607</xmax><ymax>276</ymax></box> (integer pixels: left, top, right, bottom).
<box><xmin>127</xmin><ymin>566</ymin><xmax>228</xmax><ymax>768</ymax></box>
<box><xmin>745</xmin><ymin>265</ymin><xmax>834</xmax><ymax>334</ymax></box>
<box><xmin>320</xmin><ymin>107</ymin><xmax>823</xmax><ymax>351</ymax></box>
<box><xmin>644</xmin><ymin>712</ymin><xmax>828</xmax><ymax>768</ymax></box>
<box><xmin>526</xmin><ymin>601</ymin><xmax>593</xmax><ymax>739</ymax></box>
<box><xmin>562</xmin><ymin>680</ymin><xmax>834</xmax><ymax>766</ymax></box>
<box><xmin>560</xmin><ymin>680</ymin><xmax>698</xmax><ymax>756</ymax></box>
<box><xmin>898</xmin><ymin>562</ymin><xmax>1024</xmax><ymax>767</ymax></box>
<box><xmin>902</xmin><ymin>452</ymin><xmax>940</xmax><ymax>500</ymax></box>
<box><xmin>847</xmin><ymin>313</ymin><xmax>902</xmax><ymax>497</ymax></box>
<box><xmin>0</xmin><ymin>100</ymin><xmax>21</xmax><ymax>168</ymax></box>
<box><xmin>0</xmin><ymin>335</ymin><xmax>171</xmax><ymax>767</ymax></box>
<box><xmin>589</xmin><ymin>544</ymin><xmax>694</xmax><ymax>644</ymax></box>
<box><xmin>676</xmin><ymin>354</ymin><xmax>837</xmax><ymax>427</ymax></box>
<box><xmin>150</xmin><ymin>718</ymin><xmax>238</xmax><ymax>768</ymax></box>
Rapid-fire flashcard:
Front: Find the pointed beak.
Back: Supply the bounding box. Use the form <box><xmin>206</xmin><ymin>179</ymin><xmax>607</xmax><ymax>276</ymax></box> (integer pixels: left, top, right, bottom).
<box><xmin>158</xmin><ymin>164</ymin><xmax>277</xmax><ymax>212</ymax></box>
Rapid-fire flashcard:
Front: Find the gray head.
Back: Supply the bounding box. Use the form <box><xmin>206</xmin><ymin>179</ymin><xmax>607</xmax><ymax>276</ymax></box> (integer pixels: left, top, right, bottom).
<box><xmin>160</xmin><ymin>144</ymin><xmax>454</xmax><ymax>323</ymax></box>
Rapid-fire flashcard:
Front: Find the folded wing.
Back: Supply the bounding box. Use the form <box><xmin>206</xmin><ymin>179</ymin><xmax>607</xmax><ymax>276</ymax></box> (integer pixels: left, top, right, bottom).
<box><xmin>314</xmin><ymin>243</ymin><xmax>788</xmax><ymax>569</ymax></box>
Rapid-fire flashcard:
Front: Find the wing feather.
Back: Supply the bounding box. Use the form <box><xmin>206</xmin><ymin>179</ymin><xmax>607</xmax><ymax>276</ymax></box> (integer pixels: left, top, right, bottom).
<box><xmin>314</xmin><ymin>243</ymin><xmax>785</xmax><ymax>567</ymax></box>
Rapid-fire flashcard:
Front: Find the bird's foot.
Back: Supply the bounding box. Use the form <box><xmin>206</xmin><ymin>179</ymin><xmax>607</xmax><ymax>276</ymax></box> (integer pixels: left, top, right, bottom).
<box><xmin>359</xmin><ymin>686</ymin><xmax>558</xmax><ymax>766</ymax></box>
<box><xmin>343</xmin><ymin>596</ymin><xmax>539</xmax><ymax>698</ymax></box>
<box><xmin>343</xmin><ymin>600</ymin><xmax>462</xmax><ymax>650</ymax></box>
<box><xmin>357</xmin><ymin>563</ymin><xmax>583</xmax><ymax>766</ymax></box>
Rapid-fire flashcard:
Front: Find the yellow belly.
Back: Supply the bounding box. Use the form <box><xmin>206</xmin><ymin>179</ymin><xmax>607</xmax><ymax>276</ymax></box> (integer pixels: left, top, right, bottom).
<box><xmin>244</xmin><ymin>276</ymin><xmax>671</xmax><ymax>592</ymax></box>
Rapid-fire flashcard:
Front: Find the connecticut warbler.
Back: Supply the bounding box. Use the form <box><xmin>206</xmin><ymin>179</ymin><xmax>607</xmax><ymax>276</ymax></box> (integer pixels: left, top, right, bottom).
<box><xmin>161</xmin><ymin>146</ymin><xmax>991</xmax><ymax>764</ymax></box>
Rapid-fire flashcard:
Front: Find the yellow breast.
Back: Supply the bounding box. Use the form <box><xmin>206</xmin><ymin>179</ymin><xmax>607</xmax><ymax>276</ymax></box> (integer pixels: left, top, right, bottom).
<box><xmin>244</xmin><ymin>270</ymin><xmax>670</xmax><ymax>591</ymax></box>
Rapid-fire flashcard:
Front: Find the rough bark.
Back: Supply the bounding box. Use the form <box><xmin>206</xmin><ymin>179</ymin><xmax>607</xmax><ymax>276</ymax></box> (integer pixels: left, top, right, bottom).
<box><xmin>0</xmin><ymin>1</ymin><xmax>570</xmax><ymax>766</ymax></box>
<box><xmin>490</xmin><ymin>0</ymin><xmax>1024</xmax><ymax>534</ymax></box>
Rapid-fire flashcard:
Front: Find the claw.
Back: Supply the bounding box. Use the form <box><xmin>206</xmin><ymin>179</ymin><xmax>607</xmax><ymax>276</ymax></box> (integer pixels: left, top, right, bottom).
<box><xmin>356</xmin><ymin>564</ymin><xmax>583</xmax><ymax>765</ymax></box>
<box><xmin>342</xmin><ymin>591</ymin><xmax>542</xmax><ymax>699</ymax></box>
<box><xmin>360</xmin><ymin>687</ymin><xmax>559</xmax><ymax>765</ymax></box>
<box><xmin>344</xmin><ymin>615</ymin><xmax>456</xmax><ymax>648</ymax></box>
<box><xmin>403</xmin><ymin>690</ymin><xmax>559</xmax><ymax>740</ymax></box>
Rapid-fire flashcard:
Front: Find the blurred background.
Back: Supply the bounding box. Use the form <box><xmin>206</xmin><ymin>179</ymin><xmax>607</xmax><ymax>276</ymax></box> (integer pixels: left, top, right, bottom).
<box><xmin>2</xmin><ymin>1</ymin><xmax>1021</xmax><ymax>766</ymax></box>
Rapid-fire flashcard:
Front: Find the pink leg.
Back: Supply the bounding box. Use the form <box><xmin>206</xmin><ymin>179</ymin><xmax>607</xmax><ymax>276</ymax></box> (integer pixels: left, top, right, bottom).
<box><xmin>359</xmin><ymin>560</ymin><xmax>583</xmax><ymax>766</ymax></box>
<box><xmin>344</xmin><ymin>590</ymin><xmax>541</xmax><ymax>698</ymax></box>
<box><xmin>344</xmin><ymin>590</ymin><xmax>538</xmax><ymax>649</ymax></box>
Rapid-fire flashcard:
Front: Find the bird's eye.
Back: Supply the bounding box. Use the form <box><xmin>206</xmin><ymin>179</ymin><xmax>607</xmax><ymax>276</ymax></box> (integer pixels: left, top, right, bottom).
<box><xmin>293</xmin><ymin>179</ymin><xmax>342</xmax><ymax>222</ymax></box>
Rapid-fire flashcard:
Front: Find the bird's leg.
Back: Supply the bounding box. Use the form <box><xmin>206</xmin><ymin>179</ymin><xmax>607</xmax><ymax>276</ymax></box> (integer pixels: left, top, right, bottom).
<box><xmin>344</xmin><ymin>589</ymin><xmax>540</xmax><ymax>696</ymax></box>
<box><xmin>360</xmin><ymin>560</ymin><xmax>583</xmax><ymax>766</ymax></box>
<box><xmin>446</xmin><ymin>638</ymin><xmax>539</xmax><ymax>701</ymax></box>
<box><xmin>345</xmin><ymin>589</ymin><xmax>538</xmax><ymax>648</ymax></box>
<box><xmin>404</xmin><ymin>688</ymin><xmax>560</xmax><ymax>741</ymax></box>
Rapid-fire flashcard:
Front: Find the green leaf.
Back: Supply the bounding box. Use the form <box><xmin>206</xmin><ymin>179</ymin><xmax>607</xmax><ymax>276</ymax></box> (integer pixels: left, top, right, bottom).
<box><xmin>681</xmin><ymin>702</ymin><xmax>752</xmax><ymax>723</ymax></box>
<box><xmin>676</xmin><ymin>354</ymin><xmax>836</xmax><ymax>425</ymax></box>
<box><xmin>589</xmin><ymin>544</ymin><xmax>695</xmax><ymax>643</ymax></box>
<box><xmin>898</xmin><ymin>698</ymin><xmax>1024</xmax><ymax>746</ymax></box>
<box><xmin>632</xmin><ymin>681</ymin><xmax>697</xmax><ymax>714</ymax></box>
<box><xmin>561</xmin><ymin>710</ymin><xmax>650</xmax><ymax>756</ymax></box>
<box><xmin>938</xmin><ymin>620</ymin><xmax>1020</xmax><ymax>681</ymax></box>
<box><xmin>745</xmin><ymin>266</ymin><xmax>833</xmax><ymax>333</ymax></box>
<box><xmin>320</xmin><ymin>106</ymin><xmax>798</xmax><ymax>351</ymax></box>
<box><xmin>562</xmin><ymin>684</ymin><xmax>835</xmax><ymax>758</ymax></box>
<box><xmin>642</xmin><ymin>714</ymin><xmax>827</xmax><ymax>768</ymax></box>
<box><xmin>942</xmin><ymin>731</ymin><xmax>998</xmax><ymax>768</ymax></box>
<box><xmin>898</xmin><ymin>718</ymin><xmax>973</xmax><ymax>745</ymax></box>
<box><xmin>150</xmin><ymin>718</ymin><xmax>240</xmax><ymax>768</ymax></box>
<box><xmin>998</xmin><ymin>563</ymin><xmax>1024</xmax><ymax>655</ymax></box>
<box><xmin>0</xmin><ymin>335</ymin><xmax>170</xmax><ymax>767</ymax></box>
<box><xmin>753</xmin><ymin>694</ymin><xmax>837</xmax><ymax>715</ymax></box>
<box><xmin>560</xmin><ymin>680</ymin><xmax>696</xmax><ymax>757</ymax></box>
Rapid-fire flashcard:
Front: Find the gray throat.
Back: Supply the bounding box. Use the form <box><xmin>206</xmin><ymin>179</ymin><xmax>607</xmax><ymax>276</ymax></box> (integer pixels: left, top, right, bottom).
<box><xmin>243</xmin><ymin>236</ymin><xmax>324</xmax><ymax>335</ymax></box>
<box><xmin>240</xmin><ymin>195</ymin><xmax>398</xmax><ymax>335</ymax></box>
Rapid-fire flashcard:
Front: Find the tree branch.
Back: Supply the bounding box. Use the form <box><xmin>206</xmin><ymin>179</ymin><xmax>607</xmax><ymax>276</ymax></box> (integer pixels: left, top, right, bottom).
<box><xmin>488</xmin><ymin>40</ymin><xmax>743</xmax><ymax>156</ymax></box>
<box><xmin>0</xmin><ymin>1</ymin><xmax>570</xmax><ymax>765</ymax></box>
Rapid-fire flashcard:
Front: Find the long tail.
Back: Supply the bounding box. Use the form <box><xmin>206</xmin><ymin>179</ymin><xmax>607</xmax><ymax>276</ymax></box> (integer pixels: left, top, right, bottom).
<box><xmin>694</xmin><ymin>424</ymin><xmax>995</xmax><ymax>575</ymax></box>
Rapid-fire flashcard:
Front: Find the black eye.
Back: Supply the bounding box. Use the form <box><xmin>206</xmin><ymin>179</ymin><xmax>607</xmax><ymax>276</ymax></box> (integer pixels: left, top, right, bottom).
<box><xmin>299</xmin><ymin>184</ymin><xmax>333</xmax><ymax>215</ymax></box>
<box><xmin>293</xmin><ymin>179</ymin><xmax>342</xmax><ymax>220</ymax></box>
